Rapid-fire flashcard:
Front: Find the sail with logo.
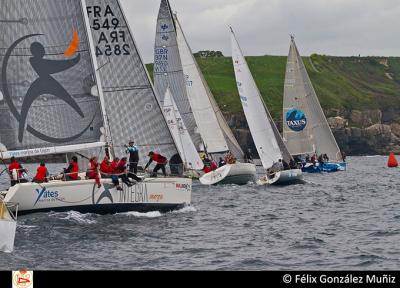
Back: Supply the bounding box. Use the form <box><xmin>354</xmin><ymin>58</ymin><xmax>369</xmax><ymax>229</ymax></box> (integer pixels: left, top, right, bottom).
<box><xmin>283</xmin><ymin>36</ymin><xmax>346</xmax><ymax>172</ymax></box>
<box><xmin>230</xmin><ymin>27</ymin><xmax>303</xmax><ymax>185</ymax></box>
<box><xmin>1</xmin><ymin>0</ymin><xmax>192</xmax><ymax>216</ymax></box>
<box><xmin>156</xmin><ymin>0</ymin><xmax>256</xmax><ymax>185</ymax></box>
<box><xmin>154</xmin><ymin>0</ymin><xmax>202</xmax><ymax>151</ymax></box>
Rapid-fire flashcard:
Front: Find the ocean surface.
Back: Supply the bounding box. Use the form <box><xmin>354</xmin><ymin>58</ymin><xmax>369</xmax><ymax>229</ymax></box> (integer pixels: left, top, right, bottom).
<box><xmin>1</xmin><ymin>156</ymin><xmax>399</xmax><ymax>270</ymax></box>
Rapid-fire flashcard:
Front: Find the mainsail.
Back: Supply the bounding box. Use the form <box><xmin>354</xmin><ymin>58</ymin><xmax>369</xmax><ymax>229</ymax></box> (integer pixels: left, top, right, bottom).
<box><xmin>0</xmin><ymin>0</ymin><xmax>104</xmax><ymax>153</ymax></box>
<box><xmin>153</xmin><ymin>0</ymin><xmax>201</xmax><ymax>150</ymax></box>
<box><xmin>231</xmin><ymin>28</ymin><xmax>292</xmax><ymax>169</ymax></box>
<box><xmin>174</xmin><ymin>14</ymin><xmax>244</xmax><ymax>158</ymax></box>
<box><xmin>85</xmin><ymin>0</ymin><xmax>179</xmax><ymax>162</ymax></box>
<box><xmin>163</xmin><ymin>88</ymin><xmax>203</xmax><ymax>170</ymax></box>
<box><xmin>283</xmin><ymin>36</ymin><xmax>343</xmax><ymax>162</ymax></box>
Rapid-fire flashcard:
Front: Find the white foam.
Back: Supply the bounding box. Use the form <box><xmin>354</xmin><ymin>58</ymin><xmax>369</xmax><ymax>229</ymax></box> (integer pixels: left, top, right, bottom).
<box><xmin>123</xmin><ymin>211</ymin><xmax>162</xmax><ymax>218</ymax></box>
<box><xmin>60</xmin><ymin>211</ymin><xmax>97</xmax><ymax>224</ymax></box>
<box><xmin>172</xmin><ymin>205</ymin><xmax>197</xmax><ymax>214</ymax></box>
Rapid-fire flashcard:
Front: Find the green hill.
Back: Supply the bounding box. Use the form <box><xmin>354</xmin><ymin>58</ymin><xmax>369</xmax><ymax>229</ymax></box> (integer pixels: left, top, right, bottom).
<box><xmin>147</xmin><ymin>55</ymin><xmax>400</xmax><ymax>121</ymax></box>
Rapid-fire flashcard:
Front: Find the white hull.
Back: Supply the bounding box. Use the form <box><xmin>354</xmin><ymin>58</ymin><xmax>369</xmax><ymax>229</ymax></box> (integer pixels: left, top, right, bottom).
<box><xmin>0</xmin><ymin>201</ymin><xmax>17</xmax><ymax>253</ymax></box>
<box><xmin>2</xmin><ymin>177</ymin><xmax>192</xmax><ymax>215</ymax></box>
<box><xmin>257</xmin><ymin>169</ymin><xmax>303</xmax><ymax>185</ymax></box>
<box><xmin>199</xmin><ymin>163</ymin><xmax>256</xmax><ymax>185</ymax></box>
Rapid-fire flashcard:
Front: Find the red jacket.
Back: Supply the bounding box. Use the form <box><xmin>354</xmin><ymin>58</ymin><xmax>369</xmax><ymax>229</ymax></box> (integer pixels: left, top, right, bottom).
<box><xmin>35</xmin><ymin>166</ymin><xmax>48</xmax><ymax>182</ymax></box>
<box><xmin>70</xmin><ymin>161</ymin><xmax>79</xmax><ymax>180</ymax></box>
<box><xmin>88</xmin><ymin>160</ymin><xmax>99</xmax><ymax>178</ymax></box>
<box><xmin>151</xmin><ymin>153</ymin><xmax>168</xmax><ymax>165</ymax></box>
<box><xmin>9</xmin><ymin>161</ymin><xmax>23</xmax><ymax>178</ymax></box>
<box><xmin>203</xmin><ymin>162</ymin><xmax>218</xmax><ymax>174</ymax></box>
<box><xmin>100</xmin><ymin>160</ymin><xmax>112</xmax><ymax>175</ymax></box>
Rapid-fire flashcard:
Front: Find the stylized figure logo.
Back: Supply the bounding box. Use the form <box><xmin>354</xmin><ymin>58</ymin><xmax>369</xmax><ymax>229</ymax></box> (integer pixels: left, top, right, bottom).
<box><xmin>92</xmin><ymin>183</ymin><xmax>114</xmax><ymax>205</ymax></box>
<box><xmin>1</xmin><ymin>33</ymin><xmax>97</xmax><ymax>144</ymax></box>
<box><xmin>286</xmin><ymin>108</ymin><xmax>307</xmax><ymax>132</ymax></box>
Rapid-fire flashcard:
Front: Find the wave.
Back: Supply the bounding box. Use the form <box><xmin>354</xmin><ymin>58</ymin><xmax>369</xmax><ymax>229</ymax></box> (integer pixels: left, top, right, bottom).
<box><xmin>122</xmin><ymin>211</ymin><xmax>163</xmax><ymax>218</ymax></box>
<box><xmin>59</xmin><ymin>211</ymin><xmax>97</xmax><ymax>224</ymax></box>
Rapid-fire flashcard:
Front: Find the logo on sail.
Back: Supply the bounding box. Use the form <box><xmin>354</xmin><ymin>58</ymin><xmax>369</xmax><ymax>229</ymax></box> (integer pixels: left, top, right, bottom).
<box><xmin>1</xmin><ymin>31</ymin><xmax>97</xmax><ymax>143</ymax></box>
<box><xmin>286</xmin><ymin>108</ymin><xmax>307</xmax><ymax>132</ymax></box>
<box><xmin>161</xmin><ymin>24</ymin><xmax>169</xmax><ymax>31</ymax></box>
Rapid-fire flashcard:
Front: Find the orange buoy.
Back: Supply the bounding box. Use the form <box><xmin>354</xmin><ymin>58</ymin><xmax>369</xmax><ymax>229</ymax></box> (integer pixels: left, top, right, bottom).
<box><xmin>388</xmin><ymin>152</ymin><xmax>398</xmax><ymax>168</ymax></box>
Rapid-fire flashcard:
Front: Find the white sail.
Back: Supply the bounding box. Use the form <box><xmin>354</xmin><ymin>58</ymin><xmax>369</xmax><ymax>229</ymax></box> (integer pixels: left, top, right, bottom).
<box><xmin>154</xmin><ymin>0</ymin><xmax>202</xmax><ymax>150</ymax></box>
<box><xmin>175</xmin><ymin>16</ymin><xmax>229</xmax><ymax>154</ymax></box>
<box><xmin>231</xmin><ymin>28</ymin><xmax>290</xmax><ymax>169</ymax></box>
<box><xmin>283</xmin><ymin>37</ymin><xmax>343</xmax><ymax>162</ymax></box>
<box><xmin>163</xmin><ymin>88</ymin><xmax>204</xmax><ymax>170</ymax></box>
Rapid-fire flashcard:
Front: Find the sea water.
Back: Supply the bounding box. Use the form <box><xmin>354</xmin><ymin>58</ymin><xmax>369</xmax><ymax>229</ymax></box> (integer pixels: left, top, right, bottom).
<box><xmin>0</xmin><ymin>156</ymin><xmax>399</xmax><ymax>270</ymax></box>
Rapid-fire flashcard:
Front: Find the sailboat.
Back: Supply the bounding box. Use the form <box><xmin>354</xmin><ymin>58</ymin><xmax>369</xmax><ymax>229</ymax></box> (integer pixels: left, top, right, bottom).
<box><xmin>162</xmin><ymin>87</ymin><xmax>204</xmax><ymax>176</ymax></box>
<box><xmin>230</xmin><ymin>28</ymin><xmax>303</xmax><ymax>185</ymax></box>
<box><xmin>154</xmin><ymin>0</ymin><xmax>256</xmax><ymax>185</ymax></box>
<box><xmin>0</xmin><ymin>0</ymin><xmax>192</xmax><ymax>215</ymax></box>
<box><xmin>283</xmin><ymin>36</ymin><xmax>346</xmax><ymax>173</ymax></box>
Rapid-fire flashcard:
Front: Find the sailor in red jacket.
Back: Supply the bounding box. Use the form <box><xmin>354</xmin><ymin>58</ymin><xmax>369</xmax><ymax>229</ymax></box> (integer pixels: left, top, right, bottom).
<box><xmin>33</xmin><ymin>162</ymin><xmax>49</xmax><ymax>183</ymax></box>
<box><xmin>87</xmin><ymin>157</ymin><xmax>101</xmax><ymax>188</ymax></box>
<box><xmin>8</xmin><ymin>157</ymin><xmax>27</xmax><ymax>186</ymax></box>
<box><xmin>144</xmin><ymin>151</ymin><xmax>168</xmax><ymax>177</ymax></box>
<box><xmin>64</xmin><ymin>156</ymin><xmax>79</xmax><ymax>181</ymax></box>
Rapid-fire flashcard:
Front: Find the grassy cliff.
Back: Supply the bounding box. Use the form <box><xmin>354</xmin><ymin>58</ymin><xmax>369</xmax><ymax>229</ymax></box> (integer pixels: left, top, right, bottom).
<box><xmin>147</xmin><ymin>55</ymin><xmax>400</xmax><ymax>121</ymax></box>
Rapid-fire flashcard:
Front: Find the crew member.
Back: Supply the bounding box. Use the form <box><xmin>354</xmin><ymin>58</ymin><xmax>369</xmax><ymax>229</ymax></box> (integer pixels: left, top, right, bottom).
<box><xmin>145</xmin><ymin>151</ymin><xmax>168</xmax><ymax>177</ymax></box>
<box><xmin>8</xmin><ymin>157</ymin><xmax>27</xmax><ymax>186</ymax></box>
<box><xmin>100</xmin><ymin>156</ymin><xmax>122</xmax><ymax>190</ymax></box>
<box><xmin>33</xmin><ymin>162</ymin><xmax>49</xmax><ymax>183</ymax></box>
<box><xmin>64</xmin><ymin>156</ymin><xmax>80</xmax><ymax>181</ymax></box>
<box><xmin>87</xmin><ymin>157</ymin><xmax>101</xmax><ymax>188</ymax></box>
<box><xmin>125</xmin><ymin>140</ymin><xmax>139</xmax><ymax>174</ymax></box>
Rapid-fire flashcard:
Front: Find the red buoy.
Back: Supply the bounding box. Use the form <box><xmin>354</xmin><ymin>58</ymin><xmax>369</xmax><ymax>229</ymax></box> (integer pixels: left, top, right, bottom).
<box><xmin>388</xmin><ymin>152</ymin><xmax>398</xmax><ymax>168</ymax></box>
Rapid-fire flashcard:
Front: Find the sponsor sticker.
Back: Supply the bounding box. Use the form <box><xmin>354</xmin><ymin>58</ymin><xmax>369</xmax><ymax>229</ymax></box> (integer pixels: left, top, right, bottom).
<box><xmin>286</xmin><ymin>108</ymin><xmax>307</xmax><ymax>132</ymax></box>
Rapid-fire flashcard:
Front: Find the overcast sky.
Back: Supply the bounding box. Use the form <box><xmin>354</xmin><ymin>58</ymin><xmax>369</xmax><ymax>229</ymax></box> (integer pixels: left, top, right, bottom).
<box><xmin>120</xmin><ymin>0</ymin><xmax>400</xmax><ymax>63</ymax></box>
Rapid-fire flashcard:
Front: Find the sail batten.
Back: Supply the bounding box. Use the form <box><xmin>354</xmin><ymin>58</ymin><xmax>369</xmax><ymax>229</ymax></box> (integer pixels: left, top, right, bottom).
<box><xmin>283</xmin><ymin>38</ymin><xmax>343</xmax><ymax>162</ymax></box>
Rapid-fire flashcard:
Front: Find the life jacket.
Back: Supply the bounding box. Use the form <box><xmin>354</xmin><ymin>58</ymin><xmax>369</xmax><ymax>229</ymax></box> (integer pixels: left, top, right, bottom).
<box><xmin>111</xmin><ymin>160</ymin><xmax>119</xmax><ymax>173</ymax></box>
<box><xmin>152</xmin><ymin>153</ymin><xmax>168</xmax><ymax>165</ymax></box>
<box><xmin>70</xmin><ymin>161</ymin><xmax>79</xmax><ymax>180</ymax></box>
<box><xmin>35</xmin><ymin>166</ymin><xmax>47</xmax><ymax>182</ymax></box>
<box><xmin>210</xmin><ymin>162</ymin><xmax>218</xmax><ymax>171</ymax></box>
<box><xmin>9</xmin><ymin>162</ymin><xmax>22</xmax><ymax>178</ymax></box>
<box><xmin>203</xmin><ymin>166</ymin><xmax>212</xmax><ymax>174</ymax></box>
<box><xmin>100</xmin><ymin>160</ymin><xmax>112</xmax><ymax>174</ymax></box>
<box><xmin>118</xmin><ymin>160</ymin><xmax>127</xmax><ymax>173</ymax></box>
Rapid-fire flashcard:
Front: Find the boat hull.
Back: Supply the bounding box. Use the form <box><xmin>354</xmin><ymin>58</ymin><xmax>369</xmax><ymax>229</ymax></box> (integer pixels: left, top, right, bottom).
<box><xmin>257</xmin><ymin>169</ymin><xmax>304</xmax><ymax>185</ymax></box>
<box><xmin>199</xmin><ymin>163</ymin><xmax>256</xmax><ymax>185</ymax></box>
<box><xmin>2</xmin><ymin>177</ymin><xmax>192</xmax><ymax>216</ymax></box>
<box><xmin>302</xmin><ymin>162</ymin><xmax>347</xmax><ymax>173</ymax></box>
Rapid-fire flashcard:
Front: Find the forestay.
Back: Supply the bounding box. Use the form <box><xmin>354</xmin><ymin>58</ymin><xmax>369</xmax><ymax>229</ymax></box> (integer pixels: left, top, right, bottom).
<box><xmin>85</xmin><ymin>0</ymin><xmax>179</xmax><ymax>162</ymax></box>
<box><xmin>231</xmin><ymin>28</ymin><xmax>292</xmax><ymax>169</ymax></box>
<box><xmin>283</xmin><ymin>36</ymin><xmax>343</xmax><ymax>162</ymax></box>
<box><xmin>0</xmin><ymin>0</ymin><xmax>104</xmax><ymax>152</ymax></box>
<box><xmin>163</xmin><ymin>88</ymin><xmax>203</xmax><ymax>170</ymax></box>
<box><xmin>153</xmin><ymin>0</ymin><xmax>201</xmax><ymax>150</ymax></box>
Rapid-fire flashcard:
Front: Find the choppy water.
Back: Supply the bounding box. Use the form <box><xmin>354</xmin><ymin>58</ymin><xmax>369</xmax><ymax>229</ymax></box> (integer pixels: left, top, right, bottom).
<box><xmin>1</xmin><ymin>156</ymin><xmax>400</xmax><ymax>270</ymax></box>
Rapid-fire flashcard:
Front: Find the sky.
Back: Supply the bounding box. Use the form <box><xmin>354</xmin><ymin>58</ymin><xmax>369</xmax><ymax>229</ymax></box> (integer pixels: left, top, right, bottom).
<box><xmin>120</xmin><ymin>0</ymin><xmax>400</xmax><ymax>63</ymax></box>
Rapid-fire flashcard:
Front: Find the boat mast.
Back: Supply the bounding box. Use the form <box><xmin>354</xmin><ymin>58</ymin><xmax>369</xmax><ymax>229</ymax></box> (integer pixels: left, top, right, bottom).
<box><xmin>80</xmin><ymin>0</ymin><xmax>114</xmax><ymax>157</ymax></box>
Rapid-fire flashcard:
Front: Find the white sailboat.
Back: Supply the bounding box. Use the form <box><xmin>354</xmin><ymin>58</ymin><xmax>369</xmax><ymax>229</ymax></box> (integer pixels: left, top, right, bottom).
<box><xmin>0</xmin><ymin>0</ymin><xmax>192</xmax><ymax>215</ymax></box>
<box><xmin>230</xmin><ymin>28</ymin><xmax>303</xmax><ymax>185</ymax></box>
<box><xmin>283</xmin><ymin>36</ymin><xmax>346</xmax><ymax>173</ymax></box>
<box><xmin>162</xmin><ymin>87</ymin><xmax>204</xmax><ymax>176</ymax></box>
<box><xmin>154</xmin><ymin>0</ymin><xmax>256</xmax><ymax>185</ymax></box>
